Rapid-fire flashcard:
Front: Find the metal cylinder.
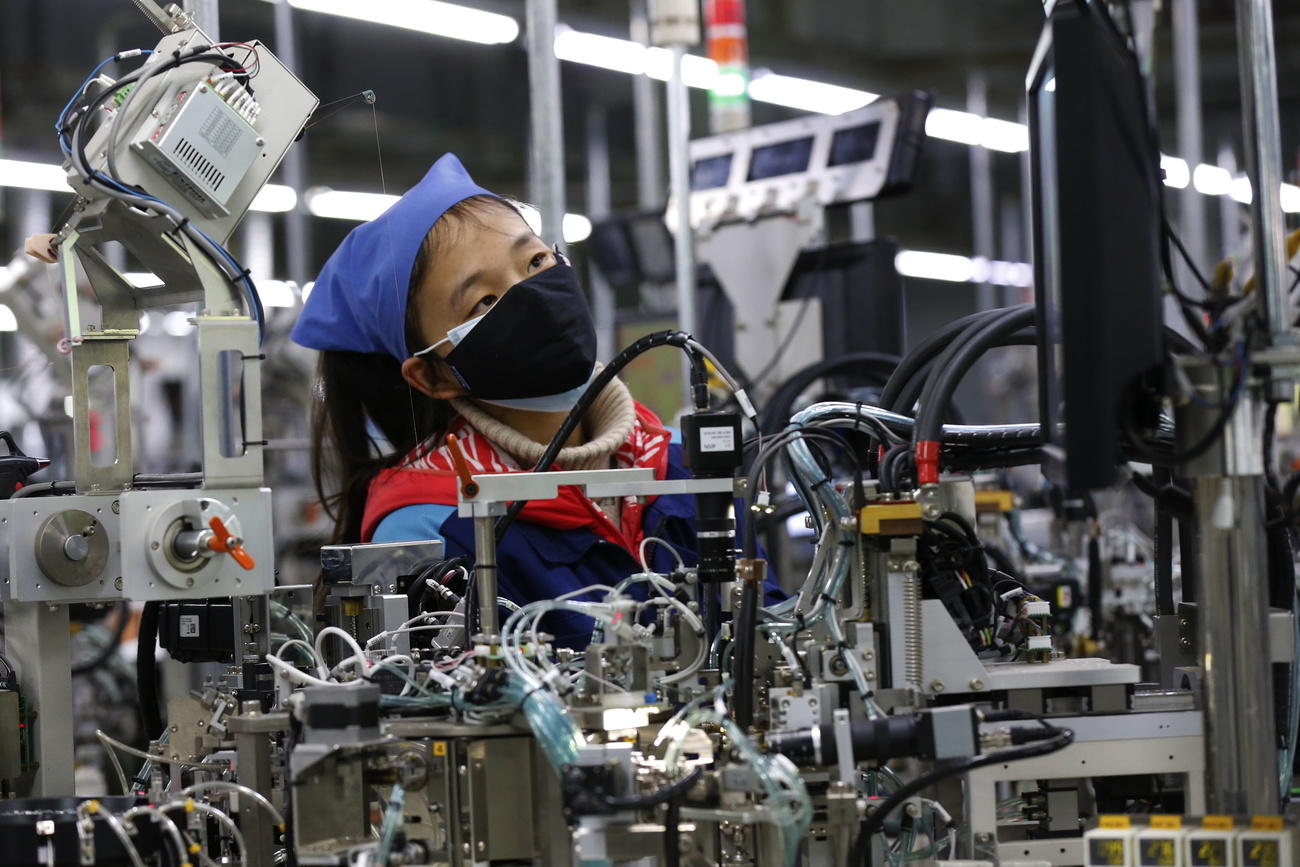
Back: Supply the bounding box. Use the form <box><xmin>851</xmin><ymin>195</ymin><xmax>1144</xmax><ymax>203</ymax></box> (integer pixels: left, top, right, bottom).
<box><xmin>1194</xmin><ymin>471</ymin><xmax>1280</xmax><ymax>813</ymax></box>
<box><xmin>473</xmin><ymin>515</ymin><xmax>500</xmax><ymax>637</ymax></box>
<box><xmin>526</xmin><ymin>0</ymin><xmax>567</xmax><ymax>253</ymax></box>
<box><xmin>1233</xmin><ymin>0</ymin><xmax>1292</xmax><ymax>358</ymax></box>
<box><xmin>666</xmin><ymin>45</ymin><xmax>697</xmax><ymax>406</ymax></box>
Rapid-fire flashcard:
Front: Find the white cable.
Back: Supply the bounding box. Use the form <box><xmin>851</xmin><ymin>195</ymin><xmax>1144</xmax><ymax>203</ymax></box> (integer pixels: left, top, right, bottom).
<box><xmin>365</xmin><ymin>611</ymin><xmax>464</xmax><ymax>651</ymax></box>
<box><xmin>264</xmin><ymin>653</ymin><xmax>334</xmax><ymax>687</ymax></box>
<box><xmin>275</xmin><ymin>638</ymin><xmax>328</xmax><ymax>679</ymax></box>
<box><xmin>180</xmin><ymin>780</ymin><xmax>286</xmax><ymax>829</ymax></box>
<box><xmin>316</xmin><ymin>625</ymin><xmax>369</xmax><ymax>675</ymax></box>
<box><xmin>639</xmin><ymin>536</ymin><xmax>686</xmax><ymax>573</ymax></box>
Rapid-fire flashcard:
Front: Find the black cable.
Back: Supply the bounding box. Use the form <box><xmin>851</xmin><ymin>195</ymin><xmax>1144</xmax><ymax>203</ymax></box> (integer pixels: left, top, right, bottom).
<box><xmin>137</xmin><ymin>601</ymin><xmax>164</xmax><ymax>739</ymax></box>
<box><xmin>72</xmin><ymin>602</ymin><xmax>129</xmax><ymax>675</ymax></box>
<box><xmin>881</xmin><ymin>309</ymin><xmax>1011</xmax><ymax>413</ymax></box>
<box><xmin>759</xmin><ymin>352</ymin><xmax>901</xmax><ymax>435</ymax></box>
<box><xmin>602</xmin><ymin>766</ymin><xmax>702</xmax><ymax>810</ymax></box>
<box><xmin>850</xmin><ymin>723</ymin><xmax>1074</xmax><ymax>864</ymax></box>
<box><xmin>493</xmin><ymin>330</ymin><xmax>709</xmax><ymax>545</ymax></box>
<box><xmin>10</xmin><ymin>480</ymin><xmax>76</xmax><ymax>499</ymax></box>
<box><xmin>891</xmin><ymin>332</ymin><xmax>1037</xmax><ymax>422</ymax></box>
<box><xmin>915</xmin><ymin>306</ymin><xmax>1038</xmax><ymax>445</ymax></box>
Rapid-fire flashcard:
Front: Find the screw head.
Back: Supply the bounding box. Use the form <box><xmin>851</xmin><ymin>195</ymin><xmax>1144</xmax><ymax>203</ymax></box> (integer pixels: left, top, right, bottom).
<box><xmin>114</xmin><ymin>577</ymin><xmax>123</xmax><ymax>590</ymax></box>
<box><xmin>111</xmin><ymin>500</ymin><xmax>120</xmax><ymax>515</ymax></box>
<box><xmin>969</xmin><ymin>678</ymin><xmax>985</xmax><ymax>691</ymax></box>
<box><xmin>929</xmin><ymin>680</ymin><xmax>945</xmax><ymax>693</ymax></box>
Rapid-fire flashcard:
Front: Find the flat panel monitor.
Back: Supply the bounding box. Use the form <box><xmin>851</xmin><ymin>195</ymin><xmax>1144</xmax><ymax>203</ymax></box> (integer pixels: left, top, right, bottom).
<box><xmin>1028</xmin><ymin>0</ymin><xmax>1164</xmax><ymax>490</ymax></box>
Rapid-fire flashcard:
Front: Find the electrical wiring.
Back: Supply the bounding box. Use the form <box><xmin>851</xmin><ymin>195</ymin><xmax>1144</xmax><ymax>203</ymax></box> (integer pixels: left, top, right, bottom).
<box><xmin>849</xmin><ymin>720</ymin><xmax>1075</xmax><ymax>864</ymax></box>
<box><xmin>639</xmin><ymin>535</ymin><xmax>686</xmax><ymax>573</ymax></box>
<box><xmin>121</xmin><ymin>804</ymin><xmax>190</xmax><ymax>867</ymax></box>
<box><xmin>58</xmin><ymin>44</ymin><xmax>267</xmax><ymax>343</ymax></box>
<box><xmin>76</xmin><ymin>801</ymin><xmax>147</xmax><ymax>867</ymax></box>
<box><xmin>96</xmin><ymin>728</ymin><xmax>227</xmax><ymax>772</ymax></box>
<box><xmin>374</xmin><ymin>783</ymin><xmax>406</xmax><ymax>867</ymax></box>
<box><xmin>181</xmin><ymin>780</ymin><xmax>287</xmax><ymax>830</ymax></box>
<box><xmin>160</xmin><ymin>799</ymin><xmax>247</xmax><ymax>865</ymax></box>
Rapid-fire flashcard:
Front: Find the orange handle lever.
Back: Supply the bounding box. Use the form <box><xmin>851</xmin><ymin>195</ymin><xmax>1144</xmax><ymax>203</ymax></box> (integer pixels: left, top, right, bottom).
<box><xmin>208</xmin><ymin>516</ymin><xmax>255</xmax><ymax>571</ymax></box>
<box><xmin>445</xmin><ymin>434</ymin><xmax>479</xmax><ymax>498</ymax></box>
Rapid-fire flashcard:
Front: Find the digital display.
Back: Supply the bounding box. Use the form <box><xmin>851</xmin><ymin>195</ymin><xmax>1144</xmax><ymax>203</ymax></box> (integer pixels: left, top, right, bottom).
<box><xmin>747</xmin><ymin>136</ymin><xmax>815</xmax><ymax>181</ymax></box>
<box><xmin>691</xmin><ymin>154</ymin><xmax>733</xmax><ymax>190</ymax></box>
<box><xmin>828</xmin><ymin>122</ymin><xmax>882</xmax><ymax>167</ymax></box>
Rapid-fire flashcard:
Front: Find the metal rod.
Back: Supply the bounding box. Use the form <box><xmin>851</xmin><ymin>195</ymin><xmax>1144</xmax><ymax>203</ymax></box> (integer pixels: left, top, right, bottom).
<box><xmin>665</xmin><ymin>44</ymin><xmax>696</xmax><ymax>405</ymax></box>
<box><xmin>630</xmin><ymin>0</ymin><xmax>664</xmax><ymax>208</ymax></box>
<box><xmin>273</xmin><ymin>0</ymin><xmax>312</xmax><ymax>287</ymax></box>
<box><xmin>183</xmin><ymin>0</ymin><xmax>219</xmax><ymax>40</ymax></box>
<box><xmin>1182</xmin><ymin>362</ymin><xmax>1280</xmax><ymax>813</ymax></box>
<box><xmin>967</xmin><ymin>72</ymin><xmax>996</xmax><ymax>312</ymax></box>
<box><xmin>4</xmin><ymin>602</ymin><xmax>74</xmax><ymax>796</ymax></box>
<box><xmin>526</xmin><ymin>0</ymin><xmax>567</xmax><ymax>253</ymax></box>
<box><xmin>474</xmin><ymin>515</ymin><xmax>500</xmax><ymax>637</ymax></box>
<box><xmin>585</xmin><ymin>105</ymin><xmax>616</xmax><ymax>362</ymax></box>
<box><xmin>1172</xmin><ymin>0</ymin><xmax>1207</xmax><ymax>294</ymax></box>
<box><xmin>1194</xmin><ymin>471</ymin><xmax>1280</xmax><ymax>812</ymax></box>
<box><xmin>1234</xmin><ymin>0</ymin><xmax>1292</xmax><ymax>356</ymax></box>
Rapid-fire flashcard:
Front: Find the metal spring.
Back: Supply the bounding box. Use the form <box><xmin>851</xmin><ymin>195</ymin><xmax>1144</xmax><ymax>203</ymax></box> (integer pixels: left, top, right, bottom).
<box><xmin>902</xmin><ymin>571</ymin><xmax>923</xmax><ymax>688</ymax></box>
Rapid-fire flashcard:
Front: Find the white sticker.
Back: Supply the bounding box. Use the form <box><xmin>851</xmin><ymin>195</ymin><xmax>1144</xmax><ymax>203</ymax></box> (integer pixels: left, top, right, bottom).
<box><xmin>699</xmin><ymin>426</ymin><xmax>735</xmax><ymax>453</ymax></box>
<box><xmin>179</xmin><ymin>615</ymin><xmax>200</xmax><ymax>638</ymax></box>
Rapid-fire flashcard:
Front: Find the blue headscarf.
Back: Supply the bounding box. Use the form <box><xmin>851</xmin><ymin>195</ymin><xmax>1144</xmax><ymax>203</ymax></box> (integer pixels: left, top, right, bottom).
<box><xmin>290</xmin><ymin>153</ymin><xmax>495</xmax><ymax>362</ymax></box>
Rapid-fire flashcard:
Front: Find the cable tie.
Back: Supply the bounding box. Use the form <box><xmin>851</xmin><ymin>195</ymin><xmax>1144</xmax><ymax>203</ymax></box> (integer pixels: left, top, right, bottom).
<box><xmin>241</xmin><ymin>353</ymin><xmax>267</xmax><ymax>361</ymax></box>
<box><xmin>820</xmin><ymin>592</ymin><xmax>838</xmax><ymax>606</ymax></box>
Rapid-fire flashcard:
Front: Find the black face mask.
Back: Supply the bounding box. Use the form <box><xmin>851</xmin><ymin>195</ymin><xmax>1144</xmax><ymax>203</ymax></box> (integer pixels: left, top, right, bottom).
<box><xmin>442</xmin><ymin>261</ymin><xmax>597</xmax><ymax>401</ymax></box>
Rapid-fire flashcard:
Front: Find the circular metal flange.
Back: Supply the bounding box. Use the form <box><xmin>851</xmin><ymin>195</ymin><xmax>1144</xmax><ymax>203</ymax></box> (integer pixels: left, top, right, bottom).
<box><xmin>144</xmin><ymin>497</ymin><xmax>243</xmax><ymax>590</ymax></box>
<box><xmin>34</xmin><ymin>510</ymin><xmax>110</xmax><ymax>587</ymax></box>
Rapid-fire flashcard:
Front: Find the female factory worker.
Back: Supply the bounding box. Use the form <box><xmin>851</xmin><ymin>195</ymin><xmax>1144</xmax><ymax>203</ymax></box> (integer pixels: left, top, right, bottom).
<box><xmin>293</xmin><ymin>154</ymin><xmax>769</xmax><ymax>648</ymax></box>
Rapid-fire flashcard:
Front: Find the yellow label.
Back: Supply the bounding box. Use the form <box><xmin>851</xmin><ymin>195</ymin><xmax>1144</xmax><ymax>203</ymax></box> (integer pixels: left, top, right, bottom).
<box><xmin>1242</xmin><ymin>838</ymin><xmax>1281</xmax><ymax>867</ymax></box>
<box><xmin>1150</xmin><ymin>815</ymin><xmax>1183</xmax><ymax>830</ymax></box>
<box><xmin>1250</xmin><ymin>815</ymin><xmax>1284</xmax><ymax>832</ymax></box>
<box><xmin>975</xmin><ymin>490</ymin><xmax>1015</xmax><ymax>512</ymax></box>
<box><xmin>432</xmin><ymin>741</ymin><xmax>447</xmax><ymax>757</ymax></box>
<box><xmin>1089</xmin><ymin>838</ymin><xmax>1129</xmax><ymax>865</ymax></box>
<box><xmin>1140</xmin><ymin>838</ymin><xmax>1177</xmax><ymax>867</ymax></box>
<box><xmin>1202</xmin><ymin>816</ymin><xmax>1234</xmax><ymax>831</ymax></box>
<box><xmin>1099</xmin><ymin>815</ymin><xmax>1133</xmax><ymax>829</ymax></box>
<box><xmin>1191</xmin><ymin>838</ymin><xmax>1229</xmax><ymax>866</ymax></box>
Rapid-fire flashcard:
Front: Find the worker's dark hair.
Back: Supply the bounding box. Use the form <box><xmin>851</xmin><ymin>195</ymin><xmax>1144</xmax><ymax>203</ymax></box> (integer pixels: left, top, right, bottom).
<box><xmin>309</xmin><ymin>194</ymin><xmax>521</xmax><ymax>544</ymax></box>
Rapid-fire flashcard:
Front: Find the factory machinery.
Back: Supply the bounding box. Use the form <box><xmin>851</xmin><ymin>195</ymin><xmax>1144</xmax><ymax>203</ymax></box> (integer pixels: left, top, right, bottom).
<box><xmin>1</xmin><ymin>1</ymin><xmax>1299</xmax><ymax>865</ymax></box>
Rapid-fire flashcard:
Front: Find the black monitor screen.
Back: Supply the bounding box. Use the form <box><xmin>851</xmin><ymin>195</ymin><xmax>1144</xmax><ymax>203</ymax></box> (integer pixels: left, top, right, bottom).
<box><xmin>828</xmin><ymin>122</ymin><xmax>882</xmax><ymax>167</ymax></box>
<box><xmin>627</xmin><ymin>215</ymin><xmax>675</xmax><ymax>283</ymax></box>
<box><xmin>747</xmin><ymin>136</ymin><xmax>815</xmax><ymax>181</ymax></box>
<box><xmin>691</xmin><ymin>154</ymin><xmax>733</xmax><ymax>190</ymax></box>
<box><xmin>1029</xmin><ymin>3</ymin><xmax>1163</xmax><ymax>490</ymax></box>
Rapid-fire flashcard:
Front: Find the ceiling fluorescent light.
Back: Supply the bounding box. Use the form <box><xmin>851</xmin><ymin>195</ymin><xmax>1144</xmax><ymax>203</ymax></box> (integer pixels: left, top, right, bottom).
<box><xmin>1193</xmin><ymin>164</ymin><xmax>1233</xmax><ymax>196</ymax></box>
<box><xmin>305</xmin><ymin>188</ymin><xmax>401</xmax><ymax>221</ymax></box>
<box><xmin>748</xmin><ymin>72</ymin><xmax>876</xmax><ymax>116</ymax></box>
<box><xmin>1281</xmin><ymin>184</ymin><xmax>1300</xmax><ymax>214</ymax></box>
<box><xmin>895</xmin><ymin>250</ymin><xmax>979</xmax><ymax>283</ymax></box>
<box><xmin>284</xmin><ymin>0</ymin><xmax>518</xmax><ymax>44</ymax></box>
<box><xmin>925</xmin><ymin>109</ymin><xmax>1027</xmax><ymax>153</ymax></box>
<box><xmin>0</xmin><ymin>159</ymin><xmax>72</xmax><ymax>193</ymax></box>
<box><xmin>1160</xmin><ymin>155</ymin><xmax>1190</xmax><ymax>189</ymax></box>
<box><xmin>554</xmin><ymin>28</ymin><xmax>646</xmax><ymax>75</ymax></box>
<box><xmin>645</xmin><ymin>48</ymin><xmax>719</xmax><ymax>88</ymax></box>
<box><xmin>0</xmin><ymin>305</ymin><xmax>17</xmax><ymax>332</ymax></box>
<box><xmin>250</xmin><ymin>184</ymin><xmax>298</xmax><ymax>213</ymax></box>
